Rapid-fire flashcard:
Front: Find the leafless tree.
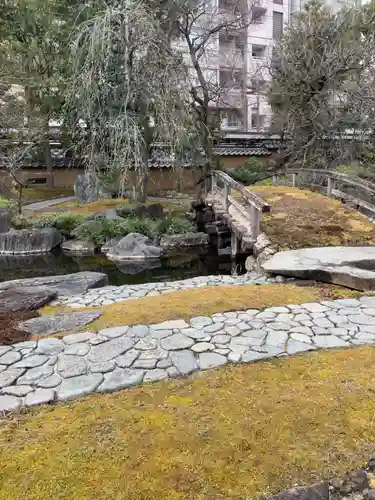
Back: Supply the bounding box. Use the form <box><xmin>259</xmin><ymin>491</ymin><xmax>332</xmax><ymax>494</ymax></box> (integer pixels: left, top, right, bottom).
<box><xmin>268</xmin><ymin>0</ymin><xmax>375</xmax><ymax>175</ymax></box>
<box><xmin>174</xmin><ymin>0</ymin><xmax>264</xmax><ymax>198</ymax></box>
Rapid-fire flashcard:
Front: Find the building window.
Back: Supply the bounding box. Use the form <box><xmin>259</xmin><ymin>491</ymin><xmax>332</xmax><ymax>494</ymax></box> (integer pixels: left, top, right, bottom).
<box><xmin>252</xmin><ymin>44</ymin><xmax>266</xmax><ymax>58</ymax></box>
<box><xmin>249</xmin><ymin>78</ymin><xmax>267</xmax><ymax>93</ymax></box>
<box><xmin>273</xmin><ymin>0</ymin><xmax>283</xmax><ymax>4</ymax></box>
<box><xmin>273</xmin><ymin>11</ymin><xmax>283</xmax><ymax>40</ymax></box>
<box><xmin>221</xmin><ymin>109</ymin><xmax>243</xmax><ymax>129</ymax></box>
<box><xmin>219</xmin><ymin>70</ymin><xmax>243</xmax><ymax>87</ymax></box>
<box><xmin>251</xmin><ymin>108</ymin><xmax>266</xmax><ymax>130</ymax></box>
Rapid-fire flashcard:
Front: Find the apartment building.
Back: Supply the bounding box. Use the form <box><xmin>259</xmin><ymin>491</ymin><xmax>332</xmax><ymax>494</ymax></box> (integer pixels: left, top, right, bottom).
<box><xmin>174</xmin><ymin>0</ymin><xmax>290</xmax><ymax>133</ymax></box>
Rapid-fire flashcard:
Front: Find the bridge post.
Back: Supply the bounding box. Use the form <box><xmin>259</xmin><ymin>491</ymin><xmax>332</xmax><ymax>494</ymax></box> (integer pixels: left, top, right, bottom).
<box><xmin>292</xmin><ymin>173</ymin><xmax>296</xmax><ymax>187</ymax></box>
<box><xmin>327</xmin><ymin>176</ymin><xmax>334</xmax><ymax>196</ymax></box>
<box><xmin>231</xmin><ymin>231</ymin><xmax>238</xmax><ymax>257</ymax></box>
<box><xmin>273</xmin><ymin>174</ymin><xmax>279</xmax><ymax>186</ymax></box>
<box><xmin>223</xmin><ymin>184</ymin><xmax>231</xmax><ymax>211</ymax></box>
<box><xmin>211</xmin><ymin>173</ymin><xmax>217</xmax><ymax>196</ymax></box>
<box><xmin>250</xmin><ymin>205</ymin><xmax>260</xmax><ymax>240</ymax></box>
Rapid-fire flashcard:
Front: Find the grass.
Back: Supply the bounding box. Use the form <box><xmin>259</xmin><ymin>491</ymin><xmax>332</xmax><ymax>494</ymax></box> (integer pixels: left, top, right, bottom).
<box><xmin>41</xmin><ymin>283</ymin><xmax>358</xmax><ymax>333</ymax></box>
<box><xmin>51</xmin><ymin>198</ymin><xmax>189</xmax><ymax>215</ymax></box>
<box><xmin>2</xmin><ymin>346</ymin><xmax>375</xmax><ymax>498</ymax></box>
<box><xmin>249</xmin><ymin>186</ymin><xmax>375</xmax><ymax>250</ymax></box>
<box><xmin>21</xmin><ymin>187</ymin><xmax>74</xmax><ymax>203</ymax></box>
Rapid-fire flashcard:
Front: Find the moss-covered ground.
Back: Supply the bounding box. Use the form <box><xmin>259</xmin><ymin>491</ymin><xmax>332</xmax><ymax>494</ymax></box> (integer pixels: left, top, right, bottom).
<box><xmin>40</xmin><ymin>283</ymin><xmax>358</xmax><ymax>335</ymax></box>
<box><xmin>1</xmin><ymin>346</ymin><xmax>375</xmax><ymax>499</ymax></box>
<box><xmin>249</xmin><ymin>186</ymin><xmax>375</xmax><ymax>250</ymax></box>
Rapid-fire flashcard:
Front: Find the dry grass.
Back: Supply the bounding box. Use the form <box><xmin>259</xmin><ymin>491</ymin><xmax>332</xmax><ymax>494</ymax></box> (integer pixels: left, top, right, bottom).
<box><xmin>41</xmin><ymin>283</ymin><xmax>358</xmax><ymax>334</ymax></box>
<box><xmin>250</xmin><ymin>186</ymin><xmax>375</xmax><ymax>250</ymax></box>
<box><xmin>50</xmin><ymin>198</ymin><xmax>188</xmax><ymax>215</ymax></box>
<box><xmin>1</xmin><ymin>346</ymin><xmax>375</xmax><ymax>499</ymax></box>
<box><xmin>21</xmin><ymin>187</ymin><xmax>74</xmax><ymax>204</ymax></box>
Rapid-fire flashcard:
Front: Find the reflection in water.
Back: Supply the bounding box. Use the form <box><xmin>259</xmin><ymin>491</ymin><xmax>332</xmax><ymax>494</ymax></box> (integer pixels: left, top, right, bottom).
<box><xmin>0</xmin><ymin>249</ymin><xmax>246</xmax><ymax>286</ymax></box>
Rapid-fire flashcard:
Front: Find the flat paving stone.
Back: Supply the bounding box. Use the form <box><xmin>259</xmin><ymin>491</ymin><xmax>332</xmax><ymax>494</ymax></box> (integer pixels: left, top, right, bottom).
<box><xmin>287</xmin><ymin>340</ymin><xmax>316</xmax><ymax>355</ymax></box>
<box><xmin>24</xmin><ymin>389</ymin><xmax>55</xmax><ymax>407</ymax></box>
<box><xmin>58</xmin><ymin>373</ymin><xmax>104</xmax><ymax>401</ymax></box>
<box><xmin>115</xmin><ymin>349</ymin><xmax>139</xmax><ymax>368</ymax></box>
<box><xmin>57</xmin><ymin>355</ymin><xmax>87</xmax><ymax>378</ymax></box>
<box><xmin>13</xmin><ymin>355</ymin><xmax>48</xmax><ymax>369</ymax></box>
<box><xmin>170</xmin><ymin>350</ymin><xmax>198</xmax><ymax>375</ymax></box>
<box><xmin>290</xmin><ymin>333</ymin><xmax>312</xmax><ymax>344</ymax></box>
<box><xmin>0</xmin><ymin>395</ymin><xmax>21</xmax><ymax>412</ymax></box>
<box><xmin>19</xmin><ymin>311</ymin><xmax>102</xmax><ymax>336</ymax></box>
<box><xmin>64</xmin><ymin>343</ymin><xmax>90</xmax><ymax>356</ymax></box>
<box><xmin>130</xmin><ymin>325</ymin><xmax>150</xmax><ymax>338</ymax></box>
<box><xmin>97</xmin><ymin>369</ymin><xmax>144</xmax><ymax>393</ymax></box>
<box><xmin>191</xmin><ymin>342</ymin><xmax>215</xmax><ymax>353</ymax></box>
<box><xmin>151</xmin><ymin>320</ymin><xmax>189</xmax><ymax>330</ymax></box>
<box><xmin>160</xmin><ymin>334</ymin><xmax>194</xmax><ymax>351</ymax></box>
<box><xmin>0</xmin><ymin>351</ymin><xmax>21</xmax><ymax>366</ymax></box>
<box><xmin>242</xmin><ymin>351</ymin><xmax>274</xmax><ymax>363</ymax></box>
<box><xmin>190</xmin><ymin>316</ymin><xmax>213</xmax><ymax>328</ymax></box>
<box><xmin>144</xmin><ymin>369</ymin><xmax>168</xmax><ymax>382</ymax></box>
<box><xmin>266</xmin><ymin>331</ymin><xmax>288</xmax><ymax>347</ymax></box>
<box><xmin>36</xmin><ymin>339</ymin><xmax>64</xmax><ymax>356</ymax></box>
<box><xmin>36</xmin><ymin>374</ymin><xmax>62</xmax><ymax>388</ymax></box>
<box><xmin>1</xmin><ymin>385</ymin><xmax>34</xmax><ymax>397</ymax></box>
<box><xmin>99</xmin><ymin>326</ymin><xmax>130</xmax><ymax>339</ymax></box>
<box><xmin>17</xmin><ymin>365</ymin><xmax>53</xmax><ymax>385</ymax></box>
<box><xmin>313</xmin><ymin>335</ymin><xmax>350</xmax><ymax>348</ymax></box>
<box><xmin>88</xmin><ymin>336</ymin><xmax>133</xmax><ymax>363</ymax></box>
<box><xmin>0</xmin><ymin>368</ymin><xmax>25</xmax><ymax>389</ymax></box>
<box><xmin>63</xmin><ymin>331</ymin><xmax>96</xmax><ymax>345</ymax></box>
<box><xmin>89</xmin><ymin>361</ymin><xmax>116</xmax><ymax>373</ymax></box>
<box><xmin>198</xmin><ymin>353</ymin><xmax>227</xmax><ymax>370</ymax></box>
<box><xmin>348</xmin><ymin>314</ymin><xmax>375</xmax><ymax>325</ymax></box>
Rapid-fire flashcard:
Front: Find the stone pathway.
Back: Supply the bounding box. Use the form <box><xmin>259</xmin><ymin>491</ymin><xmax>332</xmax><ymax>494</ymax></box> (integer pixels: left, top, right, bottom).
<box><xmin>23</xmin><ymin>196</ymin><xmax>76</xmax><ymax>213</ymax></box>
<box><xmin>1</xmin><ymin>295</ymin><xmax>375</xmax><ymax>412</ymax></box>
<box><xmin>58</xmin><ymin>274</ymin><xmax>283</xmax><ymax>308</ymax></box>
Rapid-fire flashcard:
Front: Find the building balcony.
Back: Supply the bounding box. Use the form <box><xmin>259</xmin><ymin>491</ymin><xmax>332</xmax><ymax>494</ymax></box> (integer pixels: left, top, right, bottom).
<box><xmin>219</xmin><ymin>48</ymin><xmax>245</xmax><ymax>69</ymax></box>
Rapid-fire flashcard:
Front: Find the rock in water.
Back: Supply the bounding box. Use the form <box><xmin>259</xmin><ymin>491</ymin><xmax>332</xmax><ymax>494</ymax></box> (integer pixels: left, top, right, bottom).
<box><xmin>106</xmin><ymin>233</ymin><xmax>162</xmax><ymax>261</ymax></box>
<box><xmin>0</xmin><ymin>287</ymin><xmax>56</xmax><ymax>314</ymax></box>
<box><xmin>0</xmin><ymin>209</ymin><xmax>9</xmax><ymax>233</ymax></box>
<box><xmin>262</xmin><ymin>246</ymin><xmax>375</xmax><ymax>291</ymax></box>
<box><xmin>160</xmin><ymin>232</ymin><xmax>209</xmax><ymax>250</ymax></box>
<box><xmin>0</xmin><ymin>271</ymin><xmax>108</xmax><ymax>297</ymax></box>
<box><xmin>61</xmin><ymin>239</ymin><xmax>96</xmax><ymax>255</ymax></box>
<box><xmin>18</xmin><ymin>311</ymin><xmax>102</xmax><ymax>336</ymax></box>
<box><xmin>74</xmin><ymin>172</ymin><xmax>100</xmax><ymax>204</ymax></box>
<box><xmin>0</xmin><ymin>228</ymin><xmax>62</xmax><ymax>255</ymax></box>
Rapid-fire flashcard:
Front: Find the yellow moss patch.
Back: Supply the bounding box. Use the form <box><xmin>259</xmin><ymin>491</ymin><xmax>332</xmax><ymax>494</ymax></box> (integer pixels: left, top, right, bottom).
<box><xmin>250</xmin><ymin>186</ymin><xmax>375</xmax><ymax>250</ymax></box>
<box><xmin>41</xmin><ymin>284</ymin><xmax>358</xmax><ymax>333</ymax></box>
<box><xmin>2</xmin><ymin>346</ymin><xmax>375</xmax><ymax>499</ymax></box>
<box><xmin>20</xmin><ymin>187</ymin><xmax>74</xmax><ymax>203</ymax></box>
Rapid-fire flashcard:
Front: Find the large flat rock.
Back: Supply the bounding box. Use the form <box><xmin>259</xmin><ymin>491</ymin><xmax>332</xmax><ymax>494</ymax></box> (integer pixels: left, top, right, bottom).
<box><xmin>18</xmin><ymin>311</ymin><xmax>102</xmax><ymax>336</ymax></box>
<box><xmin>262</xmin><ymin>247</ymin><xmax>375</xmax><ymax>291</ymax></box>
<box><xmin>0</xmin><ymin>287</ymin><xmax>56</xmax><ymax>314</ymax></box>
<box><xmin>0</xmin><ymin>271</ymin><xmax>108</xmax><ymax>297</ymax></box>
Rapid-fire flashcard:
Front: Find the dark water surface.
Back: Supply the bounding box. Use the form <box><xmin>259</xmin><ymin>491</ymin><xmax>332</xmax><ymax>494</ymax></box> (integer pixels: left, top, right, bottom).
<box><xmin>0</xmin><ymin>249</ymin><xmax>246</xmax><ymax>286</ymax></box>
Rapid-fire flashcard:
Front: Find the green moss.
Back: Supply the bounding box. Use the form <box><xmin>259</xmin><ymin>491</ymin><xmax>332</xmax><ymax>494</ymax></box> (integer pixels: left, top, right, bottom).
<box><xmin>1</xmin><ymin>346</ymin><xmax>375</xmax><ymax>498</ymax></box>
<box><xmin>41</xmin><ymin>283</ymin><xmax>358</xmax><ymax>333</ymax></box>
<box><xmin>250</xmin><ymin>186</ymin><xmax>375</xmax><ymax>250</ymax></box>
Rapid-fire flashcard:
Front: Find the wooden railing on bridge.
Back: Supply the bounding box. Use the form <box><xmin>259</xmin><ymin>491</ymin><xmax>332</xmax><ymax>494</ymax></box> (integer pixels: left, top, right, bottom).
<box><xmin>209</xmin><ymin>170</ymin><xmax>271</xmax><ymax>253</ymax></box>
<box><xmin>272</xmin><ymin>168</ymin><xmax>375</xmax><ymax>216</ymax></box>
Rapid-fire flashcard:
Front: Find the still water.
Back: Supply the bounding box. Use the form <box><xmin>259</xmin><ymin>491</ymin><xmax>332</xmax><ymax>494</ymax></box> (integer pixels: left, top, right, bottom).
<box><xmin>0</xmin><ymin>249</ymin><xmax>246</xmax><ymax>286</ymax></box>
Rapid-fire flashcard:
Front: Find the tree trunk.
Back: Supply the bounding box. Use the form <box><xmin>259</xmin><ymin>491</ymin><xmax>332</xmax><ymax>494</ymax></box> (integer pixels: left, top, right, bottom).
<box><xmin>43</xmin><ymin>120</ymin><xmax>54</xmax><ymax>188</ymax></box>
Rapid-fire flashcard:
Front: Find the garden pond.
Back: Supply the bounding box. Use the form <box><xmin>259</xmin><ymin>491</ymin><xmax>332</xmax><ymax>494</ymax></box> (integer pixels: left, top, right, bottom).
<box><xmin>0</xmin><ymin>248</ymin><xmax>247</xmax><ymax>286</ymax></box>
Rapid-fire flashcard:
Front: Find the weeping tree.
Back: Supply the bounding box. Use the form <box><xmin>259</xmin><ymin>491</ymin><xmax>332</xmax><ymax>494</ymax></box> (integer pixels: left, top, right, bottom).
<box><xmin>67</xmin><ymin>0</ymin><xmax>195</xmax><ymax>202</ymax></box>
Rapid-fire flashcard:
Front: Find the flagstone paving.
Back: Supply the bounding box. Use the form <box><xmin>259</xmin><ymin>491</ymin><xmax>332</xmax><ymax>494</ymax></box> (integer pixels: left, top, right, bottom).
<box><xmin>1</xmin><ymin>295</ymin><xmax>375</xmax><ymax>412</ymax></box>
